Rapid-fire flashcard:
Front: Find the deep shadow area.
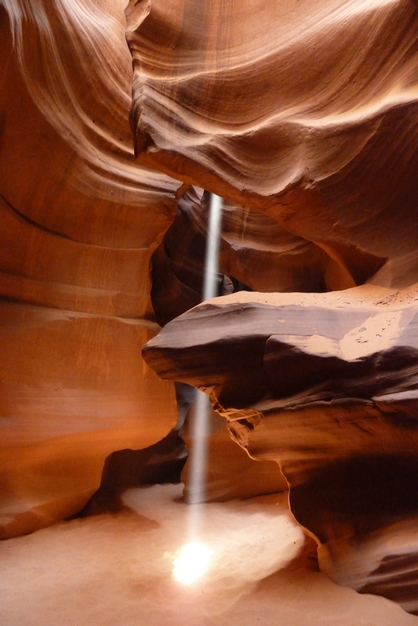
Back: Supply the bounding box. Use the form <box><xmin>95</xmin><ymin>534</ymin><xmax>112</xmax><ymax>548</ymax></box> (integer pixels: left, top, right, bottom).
<box><xmin>289</xmin><ymin>454</ymin><xmax>418</xmax><ymax>543</ymax></box>
<box><xmin>76</xmin><ymin>429</ymin><xmax>187</xmax><ymax>516</ymax></box>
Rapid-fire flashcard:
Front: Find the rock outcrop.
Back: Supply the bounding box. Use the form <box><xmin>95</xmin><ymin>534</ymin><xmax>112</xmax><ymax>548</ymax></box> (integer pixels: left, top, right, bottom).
<box><xmin>143</xmin><ymin>285</ymin><xmax>418</xmax><ymax>613</ymax></box>
<box><xmin>180</xmin><ymin>388</ymin><xmax>286</xmax><ymax>503</ymax></box>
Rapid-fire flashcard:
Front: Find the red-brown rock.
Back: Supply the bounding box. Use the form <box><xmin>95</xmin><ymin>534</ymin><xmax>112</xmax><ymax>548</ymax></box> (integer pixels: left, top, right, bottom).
<box><xmin>143</xmin><ymin>285</ymin><xmax>418</xmax><ymax>613</ymax></box>
<box><xmin>0</xmin><ymin>2</ymin><xmax>179</xmax><ymax>537</ymax></box>
<box><xmin>127</xmin><ymin>0</ymin><xmax>418</xmax><ymax>290</ymax></box>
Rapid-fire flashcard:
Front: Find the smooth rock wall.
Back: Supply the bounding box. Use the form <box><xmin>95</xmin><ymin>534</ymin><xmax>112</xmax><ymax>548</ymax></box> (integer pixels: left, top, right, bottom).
<box><xmin>0</xmin><ymin>2</ymin><xmax>179</xmax><ymax>537</ymax></box>
<box><xmin>127</xmin><ymin>0</ymin><xmax>418</xmax><ymax>290</ymax></box>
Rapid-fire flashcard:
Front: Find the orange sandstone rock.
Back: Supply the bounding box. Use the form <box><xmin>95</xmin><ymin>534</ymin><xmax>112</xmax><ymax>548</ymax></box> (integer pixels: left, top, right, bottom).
<box><xmin>127</xmin><ymin>0</ymin><xmax>418</xmax><ymax>289</ymax></box>
<box><xmin>0</xmin><ymin>2</ymin><xmax>179</xmax><ymax>537</ymax></box>
<box><xmin>143</xmin><ymin>285</ymin><xmax>418</xmax><ymax>613</ymax></box>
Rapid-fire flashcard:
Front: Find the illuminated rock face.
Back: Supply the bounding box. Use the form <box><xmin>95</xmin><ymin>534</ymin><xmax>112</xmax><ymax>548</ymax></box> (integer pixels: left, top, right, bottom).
<box><xmin>0</xmin><ymin>0</ymin><xmax>284</xmax><ymax>538</ymax></box>
<box><xmin>143</xmin><ymin>285</ymin><xmax>418</xmax><ymax>613</ymax></box>
<box><xmin>0</xmin><ymin>2</ymin><xmax>180</xmax><ymax>538</ymax></box>
<box><xmin>127</xmin><ymin>0</ymin><xmax>418</xmax><ymax>290</ymax></box>
<box><xmin>2</xmin><ymin>0</ymin><xmax>418</xmax><ymax>616</ymax></box>
<box><xmin>130</xmin><ymin>2</ymin><xmax>418</xmax><ymax>610</ymax></box>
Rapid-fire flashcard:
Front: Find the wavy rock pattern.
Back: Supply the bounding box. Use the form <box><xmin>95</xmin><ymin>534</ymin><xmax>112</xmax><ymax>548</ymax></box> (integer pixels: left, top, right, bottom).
<box><xmin>127</xmin><ymin>0</ymin><xmax>418</xmax><ymax>289</ymax></box>
<box><xmin>130</xmin><ymin>3</ymin><xmax>418</xmax><ymax>606</ymax></box>
<box><xmin>143</xmin><ymin>285</ymin><xmax>418</xmax><ymax>613</ymax></box>
<box><xmin>0</xmin><ymin>1</ymin><xmax>180</xmax><ymax>537</ymax></box>
<box><xmin>2</xmin><ymin>0</ymin><xmax>418</xmax><ymax>618</ymax></box>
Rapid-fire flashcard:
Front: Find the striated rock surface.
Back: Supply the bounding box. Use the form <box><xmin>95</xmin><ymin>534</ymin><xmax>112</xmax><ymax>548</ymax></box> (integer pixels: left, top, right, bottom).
<box><xmin>180</xmin><ymin>389</ymin><xmax>287</xmax><ymax>503</ymax></box>
<box><xmin>127</xmin><ymin>0</ymin><xmax>418</xmax><ymax>290</ymax></box>
<box><xmin>2</xmin><ymin>0</ymin><xmax>418</xmax><ymax>616</ymax></box>
<box><xmin>0</xmin><ymin>2</ymin><xmax>180</xmax><ymax>537</ymax></box>
<box><xmin>143</xmin><ymin>284</ymin><xmax>418</xmax><ymax>613</ymax></box>
<box><xmin>130</xmin><ymin>2</ymin><xmax>418</xmax><ymax>607</ymax></box>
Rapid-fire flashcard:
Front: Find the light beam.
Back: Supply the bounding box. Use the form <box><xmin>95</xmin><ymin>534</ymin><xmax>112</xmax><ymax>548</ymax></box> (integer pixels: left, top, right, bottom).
<box><xmin>174</xmin><ymin>192</ymin><xmax>223</xmax><ymax>584</ymax></box>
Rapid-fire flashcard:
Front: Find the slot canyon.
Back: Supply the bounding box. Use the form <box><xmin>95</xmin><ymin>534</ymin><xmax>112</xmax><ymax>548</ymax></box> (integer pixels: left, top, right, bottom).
<box><xmin>1</xmin><ymin>1</ymin><xmax>418</xmax><ymax>624</ymax></box>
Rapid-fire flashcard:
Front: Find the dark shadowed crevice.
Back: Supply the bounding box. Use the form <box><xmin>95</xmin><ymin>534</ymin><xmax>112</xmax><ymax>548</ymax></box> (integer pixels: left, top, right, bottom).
<box><xmin>74</xmin><ymin>428</ymin><xmax>187</xmax><ymax>517</ymax></box>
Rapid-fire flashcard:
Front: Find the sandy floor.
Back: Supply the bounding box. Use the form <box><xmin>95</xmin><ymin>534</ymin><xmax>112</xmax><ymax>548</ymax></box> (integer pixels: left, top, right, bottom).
<box><xmin>0</xmin><ymin>484</ymin><xmax>417</xmax><ymax>626</ymax></box>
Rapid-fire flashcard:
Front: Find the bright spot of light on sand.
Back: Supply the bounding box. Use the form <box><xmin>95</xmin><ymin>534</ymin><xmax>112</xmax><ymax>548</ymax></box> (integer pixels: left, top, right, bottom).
<box><xmin>173</xmin><ymin>541</ymin><xmax>213</xmax><ymax>585</ymax></box>
<box><xmin>0</xmin><ymin>485</ymin><xmax>413</xmax><ymax>625</ymax></box>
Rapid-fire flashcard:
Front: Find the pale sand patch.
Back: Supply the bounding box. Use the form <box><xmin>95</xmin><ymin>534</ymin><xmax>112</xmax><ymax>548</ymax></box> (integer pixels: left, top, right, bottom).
<box><xmin>0</xmin><ymin>484</ymin><xmax>416</xmax><ymax>626</ymax></box>
<box><xmin>211</xmin><ymin>283</ymin><xmax>418</xmax><ymax>311</ymax></box>
<box><xmin>339</xmin><ymin>310</ymin><xmax>403</xmax><ymax>359</ymax></box>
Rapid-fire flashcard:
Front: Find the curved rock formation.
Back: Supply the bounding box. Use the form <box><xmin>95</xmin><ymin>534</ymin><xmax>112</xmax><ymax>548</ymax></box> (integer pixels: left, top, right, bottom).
<box><xmin>2</xmin><ymin>0</ymin><xmax>418</xmax><ymax>617</ymax></box>
<box><xmin>143</xmin><ymin>284</ymin><xmax>418</xmax><ymax>613</ymax></box>
<box><xmin>129</xmin><ymin>3</ymin><xmax>418</xmax><ymax>608</ymax></box>
<box><xmin>127</xmin><ymin>0</ymin><xmax>418</xmax><ymax>289</ymax></box>
<box><xmin>0</xmin><ymin>2</ymin><xmax>180</xmax><ymax>538</ymax></box>
<box><xmin>151</xmin><ymin>187</ymin><xmax>329</xmax><ymax>326</ymax></box>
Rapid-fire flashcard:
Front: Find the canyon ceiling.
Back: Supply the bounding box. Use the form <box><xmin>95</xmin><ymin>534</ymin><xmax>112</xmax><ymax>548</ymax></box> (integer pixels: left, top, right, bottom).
<box><xmin>1</xmin><ymin>0</ymin><xmax>418</xmax><ymax>616</ymax></box>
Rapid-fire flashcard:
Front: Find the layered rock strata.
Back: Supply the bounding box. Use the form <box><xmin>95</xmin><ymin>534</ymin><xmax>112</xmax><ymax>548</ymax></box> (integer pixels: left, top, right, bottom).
<box><xmin>180</xmin><ymin>389</ymin><xmax>286</xmax><ymax>503</ymax></box>
<box><xmin>127</xmin><ymin>0</ymin><xmax>418</xmax><ymax>290</ymax></box>
<box><xmin>143</xmin><ymin>285</ymin><xmax>418</xmax><ymax>613</ymax></box>
<box><xmin>0</xmin><ymin>2</ymin><xmax>180</xmax><ymax>538</ymax></box>
<box><xmin>0</xmin><ymin>0</ymin><xmax>415</xmax><ymax>618</ymax></box>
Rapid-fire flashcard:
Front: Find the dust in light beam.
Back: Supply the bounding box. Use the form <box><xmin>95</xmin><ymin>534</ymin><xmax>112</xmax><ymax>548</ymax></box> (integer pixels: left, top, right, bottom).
<box><xmin>173</xmin><ymin>193</ymin><xmax>222</xmax><ymax>585</ymax></box>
